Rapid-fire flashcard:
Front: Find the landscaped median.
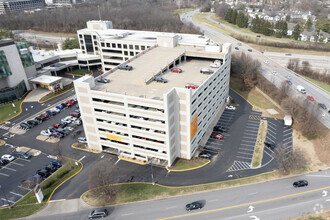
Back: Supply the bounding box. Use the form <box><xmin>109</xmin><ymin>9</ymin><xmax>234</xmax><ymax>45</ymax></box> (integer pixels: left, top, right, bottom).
<box><xmin>66</xmin><ymin>69</ymin><xmax>93</xmax><ymax>76</ymax></box>
<box><xmin>38</xmin><ymin>83</ymin><xmax>74</xmax><ymax>103</ymax></box>
<box><xmin>82</xmin><ymin>171</ymin><xmax>280</xmax><ymax>207</ymax></box>
<box><xmin>0</xmin><ymin>158</ymin><xmax>83</xmax><ymax>220</ymax></box>
<box><xmin>252</xmin><ymin>120</ymin><xmax>268</xmax><ymax>168</ymax></box>
<box><xmin>72</xmin><ymin>142</ymin><xmax>101</xmax><ymax>154</ymax></box>
<box><xmin>167</xmin><ymin>158</ymin><xmax>210</xmax><ymax>172</ymax></box>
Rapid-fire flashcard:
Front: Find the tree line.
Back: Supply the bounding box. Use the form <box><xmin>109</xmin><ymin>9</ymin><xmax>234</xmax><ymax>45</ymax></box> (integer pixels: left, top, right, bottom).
<box><xmin>224</xmin><ymin>8</ymin><xmax>249</xmax><ymax>28</ymax></box>
<box><xmin>0</xmin><ymin>0</ymin><xmax>200</xmax><ymax>34</ymax></box>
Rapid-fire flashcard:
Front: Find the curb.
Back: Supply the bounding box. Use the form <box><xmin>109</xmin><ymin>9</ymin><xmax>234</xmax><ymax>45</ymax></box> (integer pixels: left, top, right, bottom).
<box><xmin>0</xmin><ymin>140</ymin><xmax>6</xmax><ymax>146</ymax></box>
<box><xmin>71</xmin><ymin>143</ymin><xmax>101</xmax><ymax>154</ymax></box>
<box><xmin>230</xmin><ymin>88</ymin><xmax>255</xmax><ymax>110</ymax></box>
<box><xmin>166</xmin><ymin>159</ymin><xmax>211</xmax><ymax>172</ymax></box>
<box><xmin>118</xmin><ymin>156</ymin><xmax>147</xmax><ymax>165</ymax></box>
<box><xmin>66</xmin><ymin>70</ymin><xmax>93</xmax><ymax>77</ymax></box>
<box><xmin>0</xmin><ymin>90</ymin><xmax>32</xmax><ymax>125</ymax></box>
<box><xmin>38</xmin><ymin>84</ymin><xmax>74</xmax><ymax>104</ymax></box>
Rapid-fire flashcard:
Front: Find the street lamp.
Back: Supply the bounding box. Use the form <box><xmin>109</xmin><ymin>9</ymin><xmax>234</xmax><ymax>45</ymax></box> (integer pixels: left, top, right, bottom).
<box><xmin>149</xmin><ymin>157</ymin><xmax>155</xmax><ymax>185</ymax></box>
<box><xmin>0</xmin><ymin>184</ymin><xmax>11</xmax><ymax>208</ymax></box>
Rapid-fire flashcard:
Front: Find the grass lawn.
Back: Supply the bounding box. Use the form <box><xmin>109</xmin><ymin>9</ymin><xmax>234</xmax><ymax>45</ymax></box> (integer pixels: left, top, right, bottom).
<box><xmin>66</xmin><ymin>69</ymin><xmax>92</xmax><ymax>76</ymax></box>
<box><xmin>302</xmin><ymin>76</ymin><xmax>330</xmax><ymax>92</ymax></box>
<box><xmin>0</xmin><ymin>159</ymin><xmax>82</xmax><ymax>220</ymax></box>
<box><xmin>230</xmin><ymin>78</ymin><xmax>283</xmax><ymax>118</ymax></box>
<box><xmin>0</xmin><ymin>98</ymin><xmax>25</xmax><ymax>124</ymax></box>
<box><xmin>29</xmin><ymin>30</ymin><xmax>76</xmax><ymax>38</ymax></box>
<box><xmin>82</xmin><ymin>171</ymin><xmax>281</xmax><ymax>207</ymax></box>
<box><xmin>39</xmin><ymin>83</ymin><xmax>74</xmax><ymax>103</ymax></box>
<box><xmin>169</xmin><ymin>158</ymin><xmax>209</xmax><ymax>171</ymax></box>
<box><xmin>174</xmin><ymin>8</ymin><xmax>194</xmax><ymax>16</ymax></box>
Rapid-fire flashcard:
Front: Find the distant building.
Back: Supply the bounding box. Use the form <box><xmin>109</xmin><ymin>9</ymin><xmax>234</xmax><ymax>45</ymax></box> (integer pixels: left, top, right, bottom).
<box><xmin>0</xmin><ymin>0</ymin><xmax>45</xmax><ymax>15</ymax></box>
<box><xmin>0</xmin><ymin>39</ymin><xmax>36</xmax><ymax>103</ymax></box>
<box><xmin>45</xmin><ymin>0</ymin><xmax>81</xmax><ymax>7</ymax></box>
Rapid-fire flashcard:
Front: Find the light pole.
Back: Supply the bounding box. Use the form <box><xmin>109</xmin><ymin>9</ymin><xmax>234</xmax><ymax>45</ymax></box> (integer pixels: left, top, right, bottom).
<box><xmin>150</xmin><ymin>157</ymin><xmax>155</xmax><ymax>185</ymax></box>
<box><xmin>0</xmin><ymin>184</ymin><xmax>11</xmax><ymax>208</ymax></box>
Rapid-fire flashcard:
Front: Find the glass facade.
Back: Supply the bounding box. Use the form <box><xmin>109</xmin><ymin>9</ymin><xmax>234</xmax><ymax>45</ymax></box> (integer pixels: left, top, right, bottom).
<box><xmin>0</xmin><ymin>80</ymin><xmax>27</xmax><ymax>104</ymax></box>
<box><xmin>0</xmin><ymin>50</ymin><xmax>12</xmax><ymax>78</ymax></box>
<box><xmin>16</xmin><ymin>42</ymin><xmax>34</xmax><ymax>68</ymax></box>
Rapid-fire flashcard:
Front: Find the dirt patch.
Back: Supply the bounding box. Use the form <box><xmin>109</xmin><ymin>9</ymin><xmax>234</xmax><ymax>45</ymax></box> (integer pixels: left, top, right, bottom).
<box><xmin>9</xmin><ymin>126</ymin><xmax>26</xmax><ymax>134</ymax></box>
<box><xmin>311</xmin><ymin>130</ymin><xmax>330</xmax><ymax>166</ymax></box>
<box><xmin>293</xmin><ymin>129</ymin><xmax>326</xmax><ymax>170</ymax></box>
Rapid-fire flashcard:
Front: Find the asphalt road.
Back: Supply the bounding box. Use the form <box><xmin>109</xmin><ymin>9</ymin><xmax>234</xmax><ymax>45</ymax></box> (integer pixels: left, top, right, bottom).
<box><xmin>27</xmin><ymin>169</ymin><xmax>330</xmax><ymax>220</ymax></box>
<box><xmin>182</xmin><ymin>10</ymin><xmax>330</xmax><ymax>129</ymax></box>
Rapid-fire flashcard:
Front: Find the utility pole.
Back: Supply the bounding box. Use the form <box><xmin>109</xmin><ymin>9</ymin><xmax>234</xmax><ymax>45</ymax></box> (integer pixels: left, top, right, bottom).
<box><xmin>150</xmin><ymin>158</ymin><xmax>155</xmax><ymax>185</ymax></box>
<box><xmin>97</xmin><ymin>5</ymin><xmax>102</xmax><ymax>20</ymax></box>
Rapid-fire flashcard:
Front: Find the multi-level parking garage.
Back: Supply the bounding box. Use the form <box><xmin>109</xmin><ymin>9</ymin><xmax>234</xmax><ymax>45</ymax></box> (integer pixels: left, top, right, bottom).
<box><xmin>74</xmin><ymin>22</ymin><xmax>232</xmax><ymax>166</ymax></box>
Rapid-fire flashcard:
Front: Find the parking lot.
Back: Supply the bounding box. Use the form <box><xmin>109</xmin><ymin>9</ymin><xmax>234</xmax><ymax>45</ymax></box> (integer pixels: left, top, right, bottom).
<box><xmin>0</xmin><ymin>145</ymin><xmax>52</xmax><ymax>206</ymax></box>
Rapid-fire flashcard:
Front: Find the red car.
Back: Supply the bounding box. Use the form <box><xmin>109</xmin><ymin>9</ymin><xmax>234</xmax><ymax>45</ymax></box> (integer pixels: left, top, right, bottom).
<box><xmin>70</xmin><ymin>112</ymin><xmax>80</xmax><ymax>118</ymax></box>
<box><xmin>66</xmin><ymin>99</ymin><xmax>75</xmax><ymax>104</ymax></box>
<box><xmin>171</xmin><ymin>68</ymin><xmax>182</xmax><ymax>73</ymax></box>
<box><xmin>40</xmin><ymin>113</ymin><xmax>49</xmax><ymax>118</ymax></box>
<box><xmin>185</xmin><ymin>83</ymin><xmax>199</xmax><ymax>89</ymax></box>
<box><xmin>52</xmin><ymin>124</ymin><xmax>61</xmax><ymax>128</ymax></box>
<box><xmin>307</xmin><ymin>95</ymin><xmax>315</xmax><ymax>101</ymax></box>
<box><xmin>210</xmin><ymin>133</ymin><xmax>223</xmax><ymax>139</ymax></box>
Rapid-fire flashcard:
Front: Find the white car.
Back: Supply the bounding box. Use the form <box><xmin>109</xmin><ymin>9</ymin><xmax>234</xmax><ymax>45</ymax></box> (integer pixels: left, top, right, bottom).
<box><xmin>40</xmin><ymin>130</ymin><xmax>52</xmax><ymax>136</ymax></box>
<box><xmin>72</xmin><ymin>119</ymin><xmax>82</xmax><ymax>125</ymax></box>
<box><xmin>64</xmin><ymin>116</ymin><xmax>76</xmax><ymax>121</ymax></box>
<box><xmin>64</xmin><ymin>126</ymin><xmax>74</xmax><ymax>131</ymax></box>
<box><xmin>1</xmin><ymin>154</ymin><xmax>16</xmax><ymax>162</ymax></box>
<box><xmin>210</xmin><ymin>62</ymin><xmax>221</xmax><ymax>68</ymax></box>
<box><xmin>51</xmin><ymin>108</ymin><xmax>61</xmax><ymax>113</ymax></box>
<box><xmin>272</xmin><ymin>71</ymin><xmax>278</xmax><ymax>75</ymax></box>
<box><xmin>78</xmin><ymin>137</ymin><xmax>87</xmax><ymax>143</ymax></box>
<box><xmin>226</xmin><ymin>105</ymin><xmax>236</xmax><ymax>110</ymax></box>
<box><xmin>61</xmin><ymin>118</ymin><xmax>72</xmax><ymax>124</ymax></box>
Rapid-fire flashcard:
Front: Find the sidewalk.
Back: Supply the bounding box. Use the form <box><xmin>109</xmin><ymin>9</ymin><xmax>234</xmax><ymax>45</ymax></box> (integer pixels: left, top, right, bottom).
<box><xmin>23</xmin><ymin>89</ymin><xmax>49</xmax><ymax>103</ymax></box>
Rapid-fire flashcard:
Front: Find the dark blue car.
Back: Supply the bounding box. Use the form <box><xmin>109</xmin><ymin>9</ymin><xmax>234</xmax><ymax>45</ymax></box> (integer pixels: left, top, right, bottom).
<box><xmin>56</xmin><ymin>105</ymin><xmax>64</xmax><ymax>110</ymax></box>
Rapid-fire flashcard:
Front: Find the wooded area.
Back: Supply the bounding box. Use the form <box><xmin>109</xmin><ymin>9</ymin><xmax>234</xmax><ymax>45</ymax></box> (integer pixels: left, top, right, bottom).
<box><xmin>0</xmin><ymin>0</ymin><xmax>201</xmax><ymax>34</ymax></box>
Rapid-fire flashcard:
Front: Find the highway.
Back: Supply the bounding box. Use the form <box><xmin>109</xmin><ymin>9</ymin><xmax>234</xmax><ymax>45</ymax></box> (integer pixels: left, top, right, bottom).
<box><xmin>28</xmin><ymin>169</ymin><xmax>330</xmax><ymax>220</ymax></box>
<box><xmin>181</xmin><ymin>10</ymin><xmax>330</xmax><ymax>129</ymax></box>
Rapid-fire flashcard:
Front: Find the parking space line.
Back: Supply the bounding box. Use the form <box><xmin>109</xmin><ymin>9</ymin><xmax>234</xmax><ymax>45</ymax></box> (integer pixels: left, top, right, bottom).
<box><xmin>237</xmin><ymin>155</ymin><xmax>251</xmax><ymax>160</ymax></box>
<box><xmin>17</xmin><ymin>158</ymin><xmax>31</xmax><ymax>162</ymax></box>
<box><xmin>0</xmin><ymin>173</ymin><xmax>9</xmax><ymax>176</ymax></box>
<box><xmin>11</xmin><ymin>162</ymin><xmax>24</xmax><ymax>166</ymax></box>
<box><xmin>268</xmin><ymin>129</ymin><xmax>276</xmax><ymax>135</ymax></box>
<box><xmin>268</xmin><ymin>124</ymin><xmax>276</xmax><ymax>130</ymax></box>
<box><xmin>10</xmin><ymin>192</ymin><xmax>23</xmax><ymax>197</ymax></box>
<box><xmin>205</xmin><ymin>146</ymin><xmax>221</xmax><ymax>151</ymax></box>
<box><xmin>266</xmin><ymin>136</ymin><xmax>275</xmax><ymax>143</ymax></box>
<box><xmin>1</xmin><ymin>198</ymin><xmax>15</xmax><ymax>204</ymax></box>
<box><xmin>241</xmin><ymin>140</ymin><xmax>256</xmax><ymax>143</ymax></box>
<box><xmin>239</xmin><ymin>147</ymin><xmax>254</xmax><ymax>151</ymax></box>
<box><xmin>243</xmin><ymin>131</ymin><xmax>257</xmax><ymax>135</ymax></box>
<box><xmin>2</xmin><ymin>166</ymin><xmax>16</xmax><ymax>171</ymax></box>
<box><xmin>240</xmin><ymin>143</ymin><xmax>254</xmax><ymax>147</ymax></box>
<box><xmin>283</xmin><ymin>132</ymin><xmax>291</xmax><ymax>137</ymax></box>
<box><xmin>247</xmin><ymin>120</ymin><xmax>260</xmax><ymax>124</ymax></box>
<box><xmin>268</xmin><ymin>121</ymin><xmax>277</xmax><ymax>127</ymax></box>
<box><xmin>238</xmin><ymin>151</ymin><xmax>253</xmax><ymax>156</ymax></box>
<box><xmin>245</xmin><ymin>125</ymin><xmax>259</xmax><ymax>129</ymax></box>
<box><xmin>242</xmin><ymin>136</ymin><xmax>257</xmax><ymax>140</ymax></box>
<box><xmin>267</xmin><ymin>132</ymin><xmax>276</xmax><ymax>139</ymax></box>
<box><xmin>283</xmin><ymin>128</ymin><xmax>292</xmax><ymax>133</ymax></box>
<box><xmin>283</xmin><ymin>136</ymin><xmax>292</xmax><ymax>142</ymax></box>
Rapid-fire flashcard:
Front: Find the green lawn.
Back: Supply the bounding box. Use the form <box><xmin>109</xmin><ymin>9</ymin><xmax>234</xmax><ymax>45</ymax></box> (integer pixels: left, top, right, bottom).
<box><xmin>0</xmin><ymin>159</ymin><xmax>82</xmax><ymax>220</ymax></box>
<box><xmin>170</xmin><ymin>158</ymin><xmax>209</xmax><ymax>171</ymax></box>
<box><xmin>66</xmin><ymin>69</ymin><xmax>92</xmax><ymax>76</ymax></box>
<box><xmin>39</xmin><ymin>83</ymin><xmax>74</xmax><ymax>103</ymax></box>
<box><xmin>302</xmin><ymin>76</ymin><xmax>330</xmax><ymax>92</ymax></box>
<box><xmin>0</xmin><ymin>98</ymin><xmax>24</xmax><ymax>124</ymax></box>
<box><xmin>83</xmin><ymin>171</ymin><xmax>280</xmax><ymax>206</ymax></box>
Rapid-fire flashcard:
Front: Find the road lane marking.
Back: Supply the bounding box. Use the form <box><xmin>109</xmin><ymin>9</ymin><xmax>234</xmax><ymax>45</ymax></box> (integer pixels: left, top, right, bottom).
<box><xmin>166</xmin><ymin>206</ymin><xmax>177</xmax><ymax>209</ymax></box>
<box><xmin>209</xmin><ymin>199</ymin><xmax>219</xmax><ymax>202</ymax></box>
<box><xmin>11</xmin><ymin>162</ymin><xmax>24</xmax><ymax>166</ymax></box>
<box><xmin>248</xmin><ymin>192</ymin><xmax>258</xmax><ymax>196</ymax></box>
<box><xmin>0</xmin><ymin>173</ymin><xmax>9</xmax><ymax>176</ymax></box>
<box><xmin>122</xmin><ymin>213</ymin><xmax>134</xmax><ymax>216</ymax></box>
<box><xmin>10</xmin><ymin>192</ymin><xmax>23</xmax><ymax>197</ymax></box>
<box><xmin>158</xmin><ymin>186</ymin><xmax>330</xmax><ymax>220</ymax></box>
<box><xmin>306</xmin><ymin>174</ymin><xmax>330</xmax><ymax>178</ymax></box>
<box><xmin>2</xmin><ymin>167</ymin><xmax>16</xmax><ymax>171</ymax></box>
<box><xmin>1</xmin><ymin>198</ymin><xmax>15</xmax><ymax>203</ymax></box>
<box><xmin>49</xmin><ymin>199</ymin><xmax>66</xmax><ymax>203</ymax></box>
<box><xmin>115</xmin><ymin>159</ymin><xmax>121</xmax><ymax>165</ymax></box>
<box><xmin>78</xmin><ymin>156</ymin><xmax>86</xmax><ymax>162</ymax></box>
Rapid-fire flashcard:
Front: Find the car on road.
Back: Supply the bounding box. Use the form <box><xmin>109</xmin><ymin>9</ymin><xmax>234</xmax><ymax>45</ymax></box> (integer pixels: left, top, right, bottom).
<box><xmin>285</xmin><ymin>53</ymin><xmax>292</xmax><ymax>56</ymax></box>
<box><xmin>186</xmin><ymin>201</ymin><xmax>203</xmax><ymax>211</ymax></box>
<box><xmin>170</xmin><ymin>68</ymin><xmax>182</xmax><ymax>73</ymax></box>
<box><xmin>213</xmin><ymin>126</ymin><xmax>228</xmax><ymax>133</ymax></box>
<box><xmin>210</xmin><ymin>132</ymin><xmax>223</xmax><ymax>139</ymax></box>
<box><xmin>46</xmin><ymin>110</ymin><xmax>56</xmax><ymax>116</ymax></box>
<box><xmin>286</xmin><ymin>75</ymin><xmax>292</xmax><ymax>80</ymax></box>
<box><xmin>185</xmin><ymin>83</ymin><xmax>198</xmax><ymax>89</ymax></box>
<box><xmin>20</xmin><ymin>122</ymin><xmax>32</xmax><ymax>129</ymax></box>
<box><xmin>40</xmin><ymin>130</ymin><xmax>52</xmax><ymax>136</ymax></box>
<box><xmin>272</xmin><ymin>71</ymin><xmax>277</xmax><ymax>75</ymax></box>
<box><xmin>256</xmin><ymin>35</ymin><xmax>261</xmax><ymax>38</ymax></box>
<box><xmin>51</xmin><ymin>108</ymin><xmax>61</xmax><ymax>113</ymax></box>
<box><xmin>97</xmin><ymin>78</ymin><xmax>110</xmax><ymax>83</ymax></box>
<box><xmin>293</xmin><ymin>180</ymin><xmax>308</xmax><ymax>187</ymax></box>
<box><xmin>286</xmin><ymin>80</ymin><xmax>292</xmax><ymax>85</ymax></box>
<box><xmin>234</xmin><ymin>47</ymin><xmax>239</xmax><ymax>50</ymax></box>
<box><xmin>307</xmin><ymin>95</ymin><xmax>315</xmax><ymax>101</ymax></box>
<box><xmin>78</xmin><ymin>137</ymin><xmax>87</xmax><ymax>143</ymax></box>
<box><xmin>88</xmin><ymin>209</ymin><xmax>108</xmax><ymax>219</ymax></box>
<box><xmin>318</xmin><ymin>103</ymin><xmax>327</xmax><ymax>110</ymax></box>
<box><xmin>200</xmin><ymin>68</ymin><xmax>214</xmax><ymax>74</ymax></box>
<box><xmin>118</xmin><ymin>65</ymin><xmax>133</xmax><ymax>71</ymax></box>
<box><xmin>17</xmin><ymin>152</ymin><xmax>31</xmax><ymax>159</ymax></box>
<box><xmin>154</xmin><ymin>76</ymin><xmax>168</xmax><ymax>83</ymax></box>
<box><xmin>199</xmin><ymin>152</ymin><xmax>212</xmax><ymax>159</ymax></box>
<box><xmin>226</xmin><ymin>105</ymin><xmax>236</xmax><ymax>110</ymax></box>
<box><xmin>264</xmin><ymin>141</ymin><xmax>276</xmax><ymax>150</ymax></box>
<box><xmin>248</xmin><ymin>49</ymin><xmax>252</xmax><ymax>52</ymax></box>
<box><xmin>1</xmin><ymin>154</ymin><xmax>16</xmax><ymax>162</ymax></box>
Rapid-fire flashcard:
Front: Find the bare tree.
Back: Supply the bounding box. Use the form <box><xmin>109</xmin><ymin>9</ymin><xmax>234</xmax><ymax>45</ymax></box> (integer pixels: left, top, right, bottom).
<box><xmin>300</xmin><ymin>60</ymin><xmax>311</xmax><ymax>75</ymax></box>
<box><xmin>215</xmin><ymin>3</ymin><xmax>229</xmax><ymax>19</ymax></box>
<box><xmin>287</xmin><ymin>58</ymin><xmax>300</xmax><ymax>72</ymax></box>
<box><xmin>274</xmin><ymin>144</ymin><xmax>309</xmax><ymax>174</ymax></box>
<box><xmin>89</xmin><ymin>160</ymin><xmax>118</xmax><ymax>203</ymax></box>
<box><xmin>54</xmin><ymin>142</ymin><xmax>64</xmax><ymax>161</ymax></box>
<box><xmin>278</xmin><ymin>81</ymin><xmax>290</xmax><ymax>104</ymax></box>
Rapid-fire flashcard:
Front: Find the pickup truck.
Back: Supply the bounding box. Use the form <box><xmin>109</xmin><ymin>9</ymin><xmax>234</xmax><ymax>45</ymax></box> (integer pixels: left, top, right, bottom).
<box><xmin>297</xmin><ymin>85</ymin><xmax>306</xmax><ymax>94</ymax></box>
<box><xmin>118</xmin><ymin>65</ymin><xmax>133</xmax><ymax>71</ymax></box>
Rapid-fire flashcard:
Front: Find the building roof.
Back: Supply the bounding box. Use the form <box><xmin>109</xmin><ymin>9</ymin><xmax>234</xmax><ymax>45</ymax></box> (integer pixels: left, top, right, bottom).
<box><xmin>0</xmin><ymin>39</ymin><xmax>15</xmax><ymax>47</ymax></box>
<box><xmin>92</xmin><ymin>46</ymin><xmax>222</xmax><ymax>99</ymax></box>
<box><xmin>30</xmin><ymin>75</ymin><xmax>62</xmax><ymax>85</ymax></box>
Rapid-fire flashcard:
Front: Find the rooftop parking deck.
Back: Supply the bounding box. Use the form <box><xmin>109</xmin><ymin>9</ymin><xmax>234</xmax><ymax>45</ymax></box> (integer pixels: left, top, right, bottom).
<box><xmin>92</xmin><ymin>47</ymin><xmax>223</xmax><ymax>99</ymax></box>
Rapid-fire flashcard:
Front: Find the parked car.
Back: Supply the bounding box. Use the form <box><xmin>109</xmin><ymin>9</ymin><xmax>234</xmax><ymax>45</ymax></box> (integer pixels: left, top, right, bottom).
<box><xmin>170</xmin><ymin>67</ymin><xmax>182</xmax><ymax>73</ymax></box>
<box><xmin>286</xmin><ymin>80</ymin><xmax>292</xmax><ymax>85</ymax></box>
<box><xmin>51</xmin><ymin>132</ymin><xmax>64</xmax><ymax>139</ymax></box>
<box><xmin>185</xmin><ymin>83</ymin><xmax>198</xmax><ymax>89</ymax></box>
<box><xmin>46</xmin><ymin>110</ymin><xmax>56</xmax><ymax>116</ymax></box>
<box><xmin>264</xmin><ymin>141</ymin><xmax>276</xmax><ymax>150</ymax></box>
<box><xmin>234</xmin><ymin>47</ymin><xmax>239</xmax><ymax>50</ymax></box>
<box><xmin>200</xmin><ymin>68</ymin><xmax>214</xmax><ymax>74</ymax></box>
<box><xmin>26</xmin><ymin>121</ymin><xmax>38</xmax><ymax>127</ymax></box>
<box><xmin>35</xmin><ymin>116</ymin><xmax>46</xmax><ymax>122</ymax></box>
<box><xmin>0</xmin><ymin>159</ymin><xmax>9</xmax><ymax>166</ymax></box>
<box><xmin>1</xmin><ymin>154</ymin><xmax>16</xmax><ymax>162</ymax></box>
<box><xmin>154</xmin><ymin>76</ymin><xmax>168</xmax><ymax>83</ymax></box>
<box><xmin>47</xmin><ymin>127</ymin><xmax>57</xmax><ymax>133</ymax></box>
<box><xmin>56</xmin><ymin>105</ymin><xmax>64</xmax><ymax>110</ymax></box>
<box><xmin>17</xmin><ymin>151</ymin><xmax>31</xmax><ymax>159</ymax></box>
<box><xmin>36</xmin><ymin>169</ymin><xmax>51</xmax><ymax>178</ymax></box>
<box><xmin>39</xmin><ymin>114</ymin><xmax>49</xmax><ymax>119</ymax></box>
<box><xmin>88</xmin><ymin>209</ymin><xmax>108</xmax><ymax>219</ymax></box>
<box><xmin>97</xmin><ymin>78</ymin><xmax>110</xmax><ymax>83</ymax></box>
<box><xmin>293</xmin><ymin>180</ymin><xmax>308</xmax><ymax>187</ymax></box>
<box><xmin>213</xmin><ymin>126</ymin><xmax>228</xmax><ymax>133</ymax></box>
<box><xmin>66</xmin><ymin>99</ymin><xmax>76</xmax><ymax>104</ymax></box>
<box><xmin>256</xmin><ymin>35</ymin><xmax>261</xmax><ymax>38</ymax></box>
<box><xmin>72</xmin><ymin>119</ymin><xmax>82</xmax><ymax>126</ymax></box>
<box><xmin>44</xmin><ymin>164</ymin><xmax>57</xmax><ymax>173</ymax></box>
<box><xmin>78</xmin><ymin>137</ymin><xmax>87</xmax><ymax>143</ymax></box>
<box><xmin>318</xmin><ymin>103</ymin><xmax>327</xmax><ymax>110</ymax></box>
<box><xmin>50</xmin><ymin>160</ymin><xmax>62</xmax><ymax>168</ymax></box>
<box><xmin>71</xmin><ymin>129</ymin><xmax>82</xmax><ymax>138</ymax></box>
<box><xmin>55</xmin><ymin>128</ymin><xmax>69</xmax><ymax>135</ymax></box>
<box><xmin>272</xmin><ymin>71</ymin><xmax>278</xmax><ymax>75</ymax></box>
<box><xmin>70</xmin><ymin>112</ymin><xmax>80</xmax><ymax>118</ymax></box>
<box><xmin>226</xmin><ymin>105</ymin><xmax>236</xmax><ymax>110</ymax></box>
<box><xmin>66</xmin><ymin>102</ymin><xmax>73</xmax><ymax>108</ymax></box>
<box><xmin>63</xmin><ymin>126</ymin><xmax>74</xmax><ymax>132</ymax></box>
<box><xmin>20</xmin><ymin>123</ymin><xmax>32</xmax><ymax>129</ymax></box>
<box><xmin>61</xmin><ymin>118</ymin><xmax>72</xmax><ymax>124</ymax></box>
<box><xmin>307</xmin><ymin>95</ymin><xmax>315</xmax><ymax>101</ymax></box>
<box><xmin>210</xmin><ymin>132</ymin><xmax>223</xmax><ymax>139</ymax></box>
<box><xmin>40</xmin><ymin>130</ymin><xmax>52</xmax><ymax>136</ymax></box>
<box><xmin>118</xmin><ymin>65</ymin><xmax>133</xmax><ymax>71</ymax></box>
<box><xmin>186</xmin><ymin>201</ymin><xmax>203</xmax><ymax>211</ymax></box>
<box><xmin>210</xmin><ymin>62</ymin><xmax>220</xmax><ymax>68</ymax></box>
<box><xmin>74</xmin><ymin>109</ymin><xmax>80</xmax><ymax>113</ymax></box>
<box><xmin>61</xmin><ymin>103</ymin><xmax>68</xmax><ymax>108</ymax></box>
<box><xmin>51</xmin><ymin>108</ymin><xmax>61</xmax><ymax>113</ymax></box>
<box><xmin>199</xmin><ymin>152</ymin><xmax>212</xmax><ymax>159</ymax></box>
<box><xmin>248</xmin><ymin>49</ymin><xmax>252</xmax><ymax>52</ymax></box>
